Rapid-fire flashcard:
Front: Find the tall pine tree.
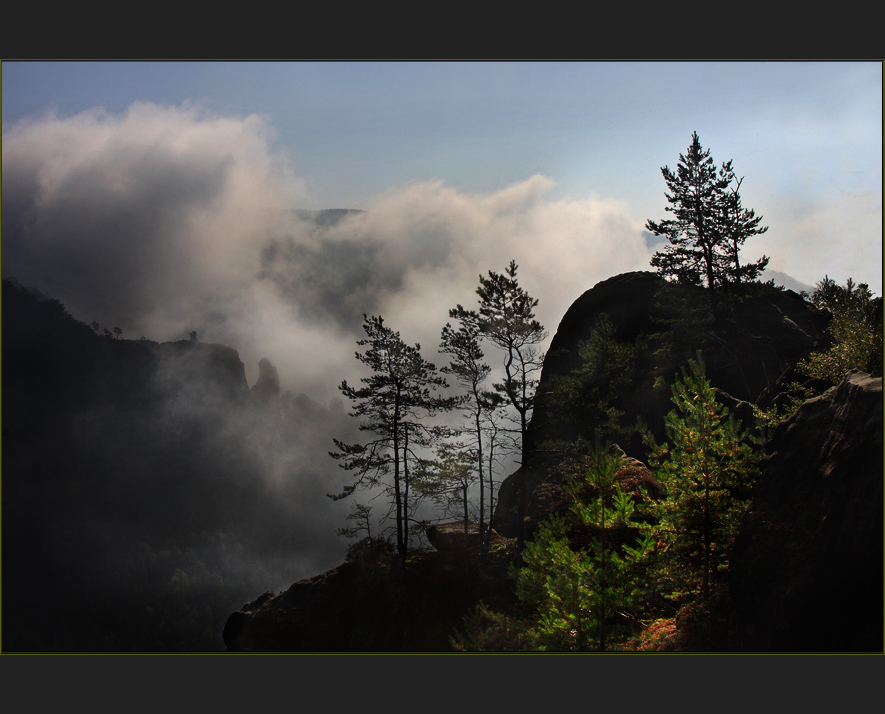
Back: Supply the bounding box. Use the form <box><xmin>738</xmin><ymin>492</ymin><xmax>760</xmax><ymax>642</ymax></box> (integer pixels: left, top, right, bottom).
<box><xmin>647</xmin><ymin>132</ymin><xmax>769</xmax><ymax>294</ymax></box>
<box><xmin>329</xmin><ymin>315</ymin><xmax>456</xmax><ymax>566</ymax></box>
<box><xmin>476</xmin><ymin>260</ymin><xmax>547</xmax><ymax>553</ymax></box>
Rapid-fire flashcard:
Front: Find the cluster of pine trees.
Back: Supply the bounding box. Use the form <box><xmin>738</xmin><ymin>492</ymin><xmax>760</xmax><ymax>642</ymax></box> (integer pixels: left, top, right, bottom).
<box><xmin>328</xmin><ymin>260</ymin><xmax>546</xmax><ymax>567</ymax></box>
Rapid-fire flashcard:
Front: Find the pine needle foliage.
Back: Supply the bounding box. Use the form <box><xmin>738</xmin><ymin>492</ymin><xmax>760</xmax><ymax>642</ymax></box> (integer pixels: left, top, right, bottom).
<box><xmin>646</xmin><ymin>355</ymin><xmax>761</xmax><ymax>602</ymax></box>
<box><xmin>329</xmin><ymin>315</ymin><xmax>457</xmax><ymax>566</ymax></box>
<box><xmin>647</xmin><ymin>132</ymin><xmax>769</xmax><ymax>294</ymax></box>
<box><xmin>475</xmin><ymin>260</ymin><xmax>547</xmax><ymax>552</ymax></box>
<box><xmin>516</xmin><ymin>440</ymin><xmax>654</xmax><ymax>651</ymax></box>
<box><xmin>797</xmin><ymin>276</ymin><xmax>883</xmax><ymax>382</ymax></box>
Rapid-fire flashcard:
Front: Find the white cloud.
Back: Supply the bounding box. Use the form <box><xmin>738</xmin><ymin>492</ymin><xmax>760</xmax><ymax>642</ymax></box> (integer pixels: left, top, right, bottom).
<box><xmin>3</xmin><ymin>102</ymin><xmax>657</xmax><ymax>398</ymax></box>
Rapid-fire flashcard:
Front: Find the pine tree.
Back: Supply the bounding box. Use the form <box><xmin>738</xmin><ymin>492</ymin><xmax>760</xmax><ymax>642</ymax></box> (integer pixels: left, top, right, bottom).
<box><xmin>547</xmin><ymin>313</ymin><xmax>639</xmax><ymax>441</ymax></box>
<box><xmin>798</xmin><ymin>276</ymin><xmax>883</xmax><ymax>382</ymax></box>
<box><xmin>647</xmin><ymin>132</ymin><xmax>769</xmax><ymax>294</ymax></box>
<box><xmin>414</xmin><ymin>439</ymin><xmax>477</xmax><ymax>546</ymax></box>
<box><xmin>516</xmin><ymin>440</ymin><xmax>653</xmax><ymax>651</ymax></box>
<box><xmin>329</xmin><ymin>315</ymin><xmax>457</xmax><ymax>566</ymax></box>
<box><xmin>476</xmin><ymin>260</ymin><xmax>547</xmax><ymax>552</ymax></box>
<box><xmin>439</xmin><ymin>306</ymin><xmax>492</xmax><ymax>548</ymax></box>
<box><xmin>646</xmin><ymin>355</ymin><xmax>761</xmax><ymax>601</ymax></box>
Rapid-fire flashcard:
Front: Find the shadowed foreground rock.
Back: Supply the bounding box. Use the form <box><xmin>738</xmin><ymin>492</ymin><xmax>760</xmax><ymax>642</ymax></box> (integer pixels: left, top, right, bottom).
<box><xmin>726</xmin><ymin>370</ymin><xmax>883</xmax><ymax>652</ymax></box>
<box><xmin>222</xmin><ymin>549</ymin><xmax>514</xmax><ymax>652</ymax></box>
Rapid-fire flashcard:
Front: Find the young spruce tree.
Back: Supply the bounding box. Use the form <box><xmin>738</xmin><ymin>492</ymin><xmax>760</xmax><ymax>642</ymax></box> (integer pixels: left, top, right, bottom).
<box><xmin>517</xmin><ymin>440</ymin><xmax>654</xmax><ymax>651</ymax></box>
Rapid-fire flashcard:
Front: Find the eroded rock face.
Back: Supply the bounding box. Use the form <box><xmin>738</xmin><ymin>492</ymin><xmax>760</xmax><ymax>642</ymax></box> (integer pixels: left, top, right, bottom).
<box><xmin>251</xmin><ymin>357</ymin><xmax>280</xmax><ymax>402</ymax></box>
<box><xmin>494</xmin><ymin>273</ymin><xmax>830</xmax><ymax>538</ymax></box>
<box><xmin>725</xmin><ymin>370</ymin><xmax>883</xmax><ymax>652</ymax></box>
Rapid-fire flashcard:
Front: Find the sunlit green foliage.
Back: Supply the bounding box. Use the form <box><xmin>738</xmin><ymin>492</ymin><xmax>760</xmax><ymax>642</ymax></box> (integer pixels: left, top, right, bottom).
<box><xmin>450</xmin><ymin>601</ymin><xmax>533</xmax><ymax>652</ymax></box>
<box><xmin>517</xmin><ymin>441</ymin><xmax>654</xmax><ymax>650</ymax></box>
<box><xmin>798</xmin><ymin>276</ymin><xmax>882</xmax><ymax>382</ymax></box>
<box><xmin>453</xmin><ymin>441</ymin><xmax>654</xmax><ymax>651</ymax></box>
<box><xmin>646</xmin><ymin>355</ymin><xmax>761</xmax><ymax>601</ymax></box>
<box><xmin>752</xmin><ymin>277</ymin><xmax>882</xmax><ymax>430</ymax></box>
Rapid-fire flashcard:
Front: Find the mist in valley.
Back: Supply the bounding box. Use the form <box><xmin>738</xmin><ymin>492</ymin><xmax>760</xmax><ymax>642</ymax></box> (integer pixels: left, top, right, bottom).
<box><xmin>2</xmin><ymin>102</ymin><xmax>660</xmax><ymax>650</ymax></box>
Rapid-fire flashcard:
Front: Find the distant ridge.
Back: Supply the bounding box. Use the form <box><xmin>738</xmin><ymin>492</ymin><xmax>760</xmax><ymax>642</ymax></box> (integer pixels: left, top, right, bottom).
<box><xmin>763</xmin><ymin>269</ymin><xmax>814</xmax><ymax>295</ymax></box>
<box><xmin>293</xmin><ymin>208</ymin><xmax>365</xmax><ymax>227</ymax></box>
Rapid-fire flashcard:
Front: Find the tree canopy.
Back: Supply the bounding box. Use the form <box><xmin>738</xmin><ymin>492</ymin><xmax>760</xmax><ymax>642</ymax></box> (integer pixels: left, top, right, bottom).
<box><xmin>329</xmin><ymin>315</ymin><xmax>456</xmax><ymax>565</ymax></box>
<box><xmin>475</xmin><ymin>260</ymin><xmax>547</xmax><ymax>552</ymax></box>
<box><xmin>647</xmin><ymin>132</ymin><xmax>769</xmax><ymax>292</ymax></box>
<box><xmin>798</xmin><ymin>276</ymin><xmax>883</xmax><ymax>382</ymax></box>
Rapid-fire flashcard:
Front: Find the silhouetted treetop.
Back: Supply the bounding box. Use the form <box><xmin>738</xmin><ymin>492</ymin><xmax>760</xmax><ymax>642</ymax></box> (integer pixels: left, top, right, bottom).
<box><xmin>647</xmin><ymin>132</ymin><xmax>769</xmax><ymax>292</ymax></box>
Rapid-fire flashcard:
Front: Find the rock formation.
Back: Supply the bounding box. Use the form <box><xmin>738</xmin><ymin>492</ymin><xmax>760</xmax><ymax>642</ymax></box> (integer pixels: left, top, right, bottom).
<box><xmin>494</xmin><ymin>272</ymin><xmax>831</xmax><ymax>537</ymax></box>
<box><xmin>251</xmin><ymin>357</ymin><xmax>281</xmax><ymax>402</ymax></box>
<box><xmin>223</xmin><ymin>553</ymin><xmax>513</xmax><ymax>652</ymax></box>
<box><xmin>725</xmin><ymin>370</ymin><xmax>883</xmax><ymax>651</ymax></box>
<box><xmin>220</xmin><ymin>274</ymin><xmax>881</xmax><ymax>653</ymax></box>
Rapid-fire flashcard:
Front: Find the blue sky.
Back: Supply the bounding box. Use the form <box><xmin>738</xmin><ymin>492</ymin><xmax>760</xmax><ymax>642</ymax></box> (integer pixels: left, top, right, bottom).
<box><xmin>5</xmin><ymin>61</ymin><xmax>880</xmax><ymax>214</ymax></box>
<box><xmin>2</xmin><ymin>61</ymin><xmax>882</xmax><ymax>396</ymax></box>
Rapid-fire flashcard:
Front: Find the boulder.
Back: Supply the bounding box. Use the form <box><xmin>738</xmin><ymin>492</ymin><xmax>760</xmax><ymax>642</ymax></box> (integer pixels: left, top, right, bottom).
<box><xmin>425</xmin><ymin>521</ymin><xmax>483</xmax><ymax>552</ymax></box>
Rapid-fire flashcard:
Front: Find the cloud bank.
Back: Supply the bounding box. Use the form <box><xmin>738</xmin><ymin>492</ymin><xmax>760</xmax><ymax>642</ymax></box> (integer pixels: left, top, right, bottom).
<box><xmin>8</xmin><ymin>100</ymin><xmax>875</xmax><ymax>403</ymax></box>
<box><xmin>3</xmin><ymin>102</ymin><xmax>655</xmax><ymax>401</ymax></box>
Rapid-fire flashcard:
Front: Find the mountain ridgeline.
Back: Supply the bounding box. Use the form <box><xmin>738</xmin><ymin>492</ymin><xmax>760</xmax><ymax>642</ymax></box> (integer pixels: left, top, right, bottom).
<box><xmin>1</xmin><ymin>278</ymin><xmax>357</xmax><ymax>651</ymax></box>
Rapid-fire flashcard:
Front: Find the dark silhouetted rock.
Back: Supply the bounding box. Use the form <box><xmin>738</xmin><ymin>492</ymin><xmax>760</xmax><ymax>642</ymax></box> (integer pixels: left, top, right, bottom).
<box><xmin>494</xmin><ymin>273</ymin><xmax>830</xmax><ymax>537</ymax></box>
<box><xmin>426</xmin><ymin>521</ymin><xmax>482</xmax><ymax>552</ymax></box>
<box><xmin>252</xmin><ymin>357</ymin><xmax>280</xmax><ymax>402</ymax></box>
<box><xmin>222</xmin><ymin>553</ymin><xmax>514</xmax><ymax>652</ymax></box>
<box><xmin>154</xmin><ymin>339</ymin><xmax>249</xmax><ymax>404</ymax></box>
<box><xmin>725</xmin><ymin>370</ymin><xmax>883</xmax><ymax>651</ymax></box>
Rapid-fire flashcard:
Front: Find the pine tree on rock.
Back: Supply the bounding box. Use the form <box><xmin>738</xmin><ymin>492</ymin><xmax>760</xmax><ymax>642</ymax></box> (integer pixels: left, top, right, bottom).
<box><xmin>476</xmin><ymin>260</ymin><xmax>547</xmax><ymax>553</ymax></box>
<box><xmin>646</xmin><ymin>355</ymin><xmax>761</xmax><ymax>602</ymax></box>
<box><xmin>329</xmin><ymin>315</ymin><xmax>456</xmax><ymax>566</ymax></box>
<box><xmin>439</xmin><ymin>306</ymin><xmax>494</xmax><ymax>549</ymax></box>
<box><xmin>647</xmin><ymin>132</ymin><xmax>769</xmax><ymax>295</ymax></box>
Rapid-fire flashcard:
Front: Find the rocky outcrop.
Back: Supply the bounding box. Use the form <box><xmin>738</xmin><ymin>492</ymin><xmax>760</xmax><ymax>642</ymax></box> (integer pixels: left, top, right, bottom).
<box><xmin>725</xmin><ymin>370</ymin><xmax>883</xmax><ymax>651</ymax></box>
<box><xmin>222</xmin><ymin>552</ymin><xmax>514</xmax><ymax>652</ymax></box>
<box><xmin>219</xmin><ymin>276</ymin><xmax>879</xmax><ymax>653</ymax></box>
<box><xmin>494</xmin><ymin>273</ymin><xmax>831</xmax><ymax>537</ymax></box>
<box><xmin>426</xmin><ymin>521</ymin><xmax>482</xmax><ymax>552</ymax></box>
<box><xmin>154</xmin><ymin>339</ymin><xmax>250</xmax><ymax>404</ymax></box>
<box><xmin>251</xmin><ymin>357</ymin><xmax>280</xmax><ymax>402</ymax></box>
<box><xmin>423</xmin><ymin>521</ymin><xmax>512</xmax><ymax>553</ymax></box>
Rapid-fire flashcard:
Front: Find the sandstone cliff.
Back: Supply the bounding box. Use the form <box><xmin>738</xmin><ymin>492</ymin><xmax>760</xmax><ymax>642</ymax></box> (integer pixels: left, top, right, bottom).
<box><xmin>223</xmin><ymin>274</ymin><xmax>882</xmax><ymax>652</ymax></box>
